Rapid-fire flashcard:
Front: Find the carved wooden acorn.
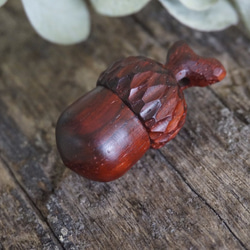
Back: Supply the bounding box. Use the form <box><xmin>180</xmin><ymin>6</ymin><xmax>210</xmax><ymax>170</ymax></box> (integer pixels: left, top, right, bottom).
<box><xmin>56</xmin><ymin>41</ymin><xmax>226</xmax><ymax>182</ymax></box>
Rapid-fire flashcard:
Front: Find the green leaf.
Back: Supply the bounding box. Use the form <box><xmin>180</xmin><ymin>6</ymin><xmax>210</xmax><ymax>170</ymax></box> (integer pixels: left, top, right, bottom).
<box><xmin>179</xmin><ymin>0</ymin><xmax>218</xmax><ymax>11</ymax></box>
<box><xmin>90</xmin><ymin>0</ymin><xmax>150</xmax><ymax>16</ymax></box>
<box><xmin>233</xmin><ymin>0</ymin><xmax>250</xmax><ymax>33</ymax></box>
<box><xmin>159</xmin><ymin>0</ymin><xmax>238</xmax><ymax>31</ymax></box>
<box><xmin>0</xmin><ymin>0</ymin><xmax>7</xmax><ymax>7</ymax></box>
<box><xmin>21</xmin><ymin>0</ymin><xmax>90</xmax><ymax>45</ymax></box>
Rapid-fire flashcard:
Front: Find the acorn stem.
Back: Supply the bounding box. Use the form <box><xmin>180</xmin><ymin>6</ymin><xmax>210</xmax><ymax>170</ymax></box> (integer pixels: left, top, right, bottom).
<box><xmin>165</xmin><ymin>41</ymin><xmax>226</xmax><ymax>90</ymax></box>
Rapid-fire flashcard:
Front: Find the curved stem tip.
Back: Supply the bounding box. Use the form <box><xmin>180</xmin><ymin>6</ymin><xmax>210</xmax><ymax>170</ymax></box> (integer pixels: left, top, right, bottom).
<box><xmin>165</xmin><ymin>41</ymin><xmax>226</xmax><ymax>90</ymax></box>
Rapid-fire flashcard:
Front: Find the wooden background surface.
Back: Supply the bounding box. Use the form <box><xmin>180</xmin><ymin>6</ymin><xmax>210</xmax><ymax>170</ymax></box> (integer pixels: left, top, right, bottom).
<box><xmin>0</xmin><ymin>1</ymin><xmax>250</xmax><ymax>249</ymax></box>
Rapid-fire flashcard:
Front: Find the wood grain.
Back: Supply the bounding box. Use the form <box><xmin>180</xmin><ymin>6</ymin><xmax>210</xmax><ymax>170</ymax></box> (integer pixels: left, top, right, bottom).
<box><xmin>0</xmin><ymin>1</ymin><xmax>249</xmax><ymax>249</ymax></box>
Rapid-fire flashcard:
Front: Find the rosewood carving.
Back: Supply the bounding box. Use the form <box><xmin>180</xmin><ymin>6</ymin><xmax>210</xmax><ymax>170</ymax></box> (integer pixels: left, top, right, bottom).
<box><xmin>56</xmin><ymin>41</ymin><xmax>226</xmax><ymax>182</ymax></box>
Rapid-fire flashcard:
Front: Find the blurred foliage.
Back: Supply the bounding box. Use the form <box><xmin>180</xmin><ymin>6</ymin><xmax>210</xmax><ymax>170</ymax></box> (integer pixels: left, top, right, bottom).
<box><xmin>0</xmin><ymin>0</ymin><xmax>249</xmax><ymax>45</ymax></box>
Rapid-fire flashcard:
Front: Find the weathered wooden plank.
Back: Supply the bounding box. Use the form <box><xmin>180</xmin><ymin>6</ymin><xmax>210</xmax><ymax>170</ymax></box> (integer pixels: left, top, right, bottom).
<box><xmin>0</xmin><ymin>159</ymin><xmax>62</xmax><ymax>249</ymax></box>
<box><xmin>0</xmin><ymin>0</ymin><xmax>249</xmax><ymax>249</ymax></box>
<box><xmin>0</xmin><ymin>102</ymin><xmax>244</xmax><ymax>249</ymax></box>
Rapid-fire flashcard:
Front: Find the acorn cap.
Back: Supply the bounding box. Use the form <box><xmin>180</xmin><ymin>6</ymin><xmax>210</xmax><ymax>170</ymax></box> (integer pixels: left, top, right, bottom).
<box><xmin>97</xmin><ymin>56</ymin><xmax>187</xmax><ymax>149</ymax></box>
<box><xmin>97</xmin><ymin>41</ymin><xmax>226</xmax><ymax>149</ymax></box>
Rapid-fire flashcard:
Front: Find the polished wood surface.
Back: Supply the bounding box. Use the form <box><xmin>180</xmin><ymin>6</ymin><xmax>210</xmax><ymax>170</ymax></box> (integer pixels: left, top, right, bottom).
<box><xmin>56</xmin><ymin>86</ymin><xmax>150</xmax><ymax>181</ymax></box>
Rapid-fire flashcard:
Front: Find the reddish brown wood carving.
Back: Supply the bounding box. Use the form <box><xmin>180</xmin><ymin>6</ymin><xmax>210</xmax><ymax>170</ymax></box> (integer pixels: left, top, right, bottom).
<box><xmin>56</xmin><ymin>41</ymin><xmax>226</xmax><ymax>182</ymax></box>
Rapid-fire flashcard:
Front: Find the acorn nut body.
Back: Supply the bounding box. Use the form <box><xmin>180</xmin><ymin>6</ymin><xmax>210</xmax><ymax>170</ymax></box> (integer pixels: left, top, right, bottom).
<box><xmin>56</xmin><ymin>86</ymin><xmax>150</xmax><ymax>182</ymax></box>
<box><xmin>56</xmin><ymin>41</ymin><xmax>226</xmax><ymax>182</ymax></box>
